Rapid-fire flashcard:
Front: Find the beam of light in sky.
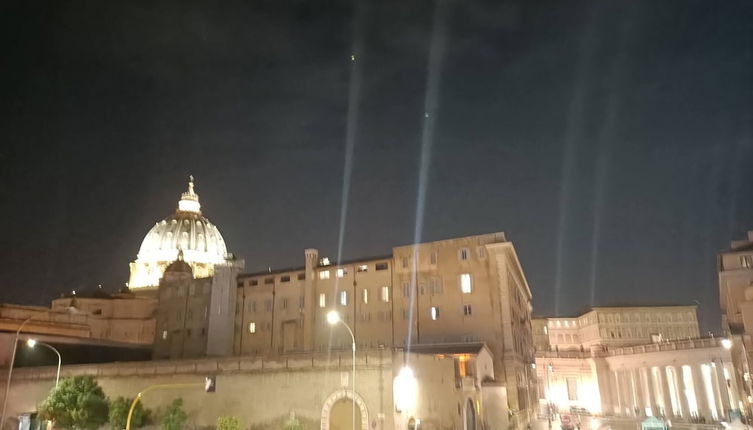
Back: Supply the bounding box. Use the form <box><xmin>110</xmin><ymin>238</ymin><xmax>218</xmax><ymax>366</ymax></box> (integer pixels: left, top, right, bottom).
<box><xmin>588</xmin><ymin>10</ymin><xmax>633</xmax><ymax>305</ymax></box>
<box><xmin>331</xmin><ymin>0</ymin><xmax>366</xmax><ymax>355</ymax></box>
<box><xmin>406</xmin><ymin>0</ymin><xmax>450</xmax><ymax>357</ymax></box>
<box><xmin>554</xmin><ymin>8</ymin><xmax>597</xmax><ymax>315</ymax></box>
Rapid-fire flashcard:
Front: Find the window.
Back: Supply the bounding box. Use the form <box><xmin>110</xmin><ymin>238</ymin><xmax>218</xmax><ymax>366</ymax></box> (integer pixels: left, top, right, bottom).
<box><xmin>265</xmin><ymin>299</ymin><xmax>272</xmax><ymax>312</ymax></box>
<box><xmin>477</xmin><ymin>246</ymin><xmax>486</xmax><ymax>259</ymax></box>
<box><xmin>319</xmin><ymin>293</ymin><xmax>326</xmax><ymax>308</ymax></box>
<box><xmin>357</xmin><ymin>264</ymin><xmax>368</xmax><ymax>272</ymax></box>
<box><xmin>402</xmin><ymin>282</ymin><xmax>410</xmax><ymax>297</ymax></box>
<box><xmin>401</xmin><ymin>257</ymin><xmax>409</xmax><ymax>268</ymax></box>
<box><xmin>162</xmin><ymin>330</ymin><xmax>168</xmax><ymax>340</ymax></box>
<box><xmin>381</xmin><ymin>286</ymin><xmax>390</xmax><ymax>302</ymax></box>
<box><xmin>337</xmin><ymin>268</ymin><xmax>347</xmax><ymax>278</ymax></box>
<box><xmin>375</xmin><ymin>262</ymin><xmax>388</xmax><ymax>271</ymax></box>
<box><xmin>281</xmin><ymin>298</ymin><xmax>288</xmax><ymax>310</ymax></box>
<box><xmin>460</xmin><ymin>273</ymin><xmax>472</xmax><ymax>293</ymax></box>
<box><xmin>430</xmin><ymin>251</ymin><xmax>437</xmax><ymax>265</ymax></box>
<box><xmin>249</xmin><ymin>322</ymin><xmax>256</xmax><ymax>333</ymax></box>
<box><xmin>430</xmin><ymin>307</ymin><xmax>439</xmax><ymax>320</ymax></box>
<box><xmin>566</xmin><ymin>378</ymin><xmax>578</xmax><ymax>400</ymax></box>
<box><xmin>459</xmin><ymin>248</ymin><xmax>469</xmax><ymax>261</ymax></box>
<box><xmin>362</xmin><ymin>289</ymin><xmax>369</xmax><ymax>304</ymax></box>
<box><xmin>299</xmin><ymin>296</ymin><xmax>305</xmax><ymax>309</ymax></box>
<box><xmin>463</xmin><ymin>304</ymin><xmax>472</xmax><ymax>316</ymax></box>
<box><xmin>319</xmin><ymin>270</ymin><xmax>330</xmax><ymax>280</ymax></box>
<box><xmin>249</xmin><ymin>301</ymin><xmax>256</xmax><ymax>312</ymax></box>
<box><xmin>263</xmin><ymin>277</ymin><xmax>273</xmax><ymax>285</ymax></box>
<box><xmin>742</xmin><ymin>255</ymin><xmax>753</xmax><ymax>268</ymax></box>
<box><xmin>339</xmin><ymin>290</ymin><xmax>348</xmax><ymax>306</ymax></box>
<box><xmin>297</xmin><ymin>273</ymin><xmax>306</xmax><ymax>280</ymax></box>
<box><xmin>429</xmin><ymin>278</ymin><xmax>443</xmax><ymax>295</ymax></box>
<box><xmin>281</xmin><ymin>275</ymin><xmax>290</xmax><ymax>283</ymax></box>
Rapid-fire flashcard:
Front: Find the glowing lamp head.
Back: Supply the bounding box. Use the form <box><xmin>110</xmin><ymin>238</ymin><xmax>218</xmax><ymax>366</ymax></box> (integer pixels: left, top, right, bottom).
<box><xmin>721</xmin><ymin>338</ymin><xmax>733</xmax><ymax>350</ymax></box>
<box><xmin>394</xmin><ymin>366</ymin><xmax>418</xmax><ymax>412</ymax></box>
<box><xmin>327</xmin><ymin>310</ymin><xmax>341</xmax><ymax>325</ymax></box>
<box><xmin>26</xmin><ymin>339</ymin><xmax>37</xmax><ymax>348</ymax></box>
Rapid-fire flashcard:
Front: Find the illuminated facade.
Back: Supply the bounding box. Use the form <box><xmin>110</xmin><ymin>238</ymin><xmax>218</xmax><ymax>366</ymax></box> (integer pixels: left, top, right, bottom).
<box><xmin>128</xmin><ymin>176</ymin><xmax>232</xmax><ymax>289</ymax></box>
<box><xmin>533</xmin><ymin>307</ymin><xmax>747</xmax><ymax>422</ymax></box>
<box><xmin>232</xmin><ymin>232</ymin><xmax>536</xmax><ymax>421</ymax></box>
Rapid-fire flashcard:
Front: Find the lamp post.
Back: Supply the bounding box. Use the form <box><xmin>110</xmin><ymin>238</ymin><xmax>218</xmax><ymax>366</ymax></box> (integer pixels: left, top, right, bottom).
<box><xmin>328</xmin><ymin>310</ymin><xmax>356</xmax><ymax>430</ymax></box>
<box><xmin>0</xmin><ymin>316</ymin><xmax>33</xmax><ymax>429</ymax></box>
<box><xmin>26</xmin><ymin>339</ymin><xmax>62</xmax><ymax>388</ymax></box>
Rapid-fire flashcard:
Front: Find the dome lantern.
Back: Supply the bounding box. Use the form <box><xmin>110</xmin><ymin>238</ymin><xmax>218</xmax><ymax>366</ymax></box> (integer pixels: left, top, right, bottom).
<box><xmin>178</xmin><ymin>175</ymin><xmax>201</xmax><ymax>214</ymax></box>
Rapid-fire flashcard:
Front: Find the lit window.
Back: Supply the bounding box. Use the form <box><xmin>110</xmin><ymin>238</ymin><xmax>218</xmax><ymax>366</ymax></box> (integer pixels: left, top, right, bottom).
<box><xmin>459</xmin><ymin>248</ymin><xmax>469</xmax><ymax>261</ymax></box>
<box><xmin>460</xmin><ymin>273</ymin><xmax>472</xmax><ymax>293</ymax></box>
<box><xmin>337</xmin><ymin>268</ymin><xmax>347</xmax><ymax>278</ymax></box>
<box><xmin>463</xmin><ymin>304</ymin><xmax>472</xmax><ymax>316</ymax></box>
<box><xmin>362</xmin><ymin>289</ymin><xmax>369</xmax><ymax>304</ymax></box>
<box><xmin>249</xmin><ymin>322</ymin><xmax>256</xmax><ymax>333</ymax></box>
<box><xmin>319</xmin><ymin>293</ymin><xmax>326</xmax><ymax>308</ymax></box>
<box><xmin>162</xmin><ymin>330</ymin><xmax>168</xmax><ymax>340</ymax></box>
<box><xmin>381</xmin><ymin>286</ymin><xmax>390</xmax><ymax>302</ymax></box>
<box><xmin>431</xmin><ymin>307</ymin><xmax>439</xmax><ymax>320</ymax></box>
<box><xmin>357</xmin><ymin>264</ymin><xmax>368</xmax><ymax>272</ymax></box>
<box><xmin>339</xmin><ymin>291</ymin><xmax>348</xmax><ymax>306</ymax></box>
<box><xmin>319</xmin><ymin>270</ymin><xmax>330</xmax><ymax>280</ymax></box>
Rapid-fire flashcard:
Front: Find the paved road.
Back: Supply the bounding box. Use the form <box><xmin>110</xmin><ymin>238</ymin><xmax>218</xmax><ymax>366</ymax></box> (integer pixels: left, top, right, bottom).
<box><xmin>531</xmin><ymin>416</ymin><xmax>726</xmax><ymax>430</ymax></box>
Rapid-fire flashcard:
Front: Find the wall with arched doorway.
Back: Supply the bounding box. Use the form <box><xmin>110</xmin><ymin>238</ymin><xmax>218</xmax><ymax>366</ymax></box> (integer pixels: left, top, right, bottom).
<box><xmin>320</xmin><ymin>389</ymin><xmax>369</xmax><ymax>430</ymax></box>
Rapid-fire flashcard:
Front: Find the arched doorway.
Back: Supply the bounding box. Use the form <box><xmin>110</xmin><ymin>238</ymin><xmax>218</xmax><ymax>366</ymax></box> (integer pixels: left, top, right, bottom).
<box><xmin>464</xmin><ymin>399</ymin><xmax>476</xmax><ymax>430</ymax></box>
<box><xmin>329</xmin><ymin>398</ymin><xmax>363</xmax><ymax>430</ymax></box>
<box><xmin>321</xmin><ymin>389</ymin><xmax>369</xmax><ymax>430</ymax></box>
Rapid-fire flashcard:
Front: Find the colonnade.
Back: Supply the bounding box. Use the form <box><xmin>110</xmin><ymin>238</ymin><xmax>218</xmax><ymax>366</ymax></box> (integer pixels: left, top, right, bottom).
<box><xmin>609</xmin><ymin>360</ymin><xmax>740</xmax><ymax>421</ymax></box>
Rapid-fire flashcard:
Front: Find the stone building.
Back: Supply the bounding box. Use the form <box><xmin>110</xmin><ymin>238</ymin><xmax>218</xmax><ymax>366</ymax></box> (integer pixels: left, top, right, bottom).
<box><xmin>232</xmin><ymin>233</ymin><xmax>536</xmax><ymax>417</ymax></box>
<box><xmin>534</xmin><ymin>305</ymin><xmax>700</xmax><ymax>352</ymax></box>
<box><xmin>532</xmin><ymin>306</ymin><xmax>747</xmax><ymax>422</ymax></box>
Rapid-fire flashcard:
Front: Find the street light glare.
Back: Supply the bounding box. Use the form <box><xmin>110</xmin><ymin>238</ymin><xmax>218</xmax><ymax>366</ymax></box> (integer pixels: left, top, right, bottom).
<box><xmin>721</xmin><ymin>338</ymin><xmax>732</xmax><ymax>350</ymax></box>
<box><xmin>26</xmin><ymin>339</ymin><xmax>36</xmax><ymax>348</ymax></box>
<box><xmin>326</xmin><ymin>310</ymin><xmax>340</xmax><ymax>325</ymax></box>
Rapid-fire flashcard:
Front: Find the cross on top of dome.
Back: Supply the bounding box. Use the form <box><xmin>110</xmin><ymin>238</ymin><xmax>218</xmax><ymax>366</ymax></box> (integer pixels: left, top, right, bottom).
<box><xmin>178</xmin><ymin>175</ymin><xmax>201</xmax><ymax>213</ymax></box>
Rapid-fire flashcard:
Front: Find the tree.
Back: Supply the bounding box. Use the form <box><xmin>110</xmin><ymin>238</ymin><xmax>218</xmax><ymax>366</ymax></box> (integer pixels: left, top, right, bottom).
<box><xmin>38</xmin><ymin>375</ymin><xmax>109</xmax><ymax>430</ymax></box>
<box><xmin>160</xmin><ymin>398</ymin><xmax>187</xmax><ymax>430</ymax></box>
<box><xmin>109</xmin><ymin>397</ymin><xmax>150</xmax><ymax>429</ymax></box>
<box><xmin>217</xmin><ymin>415</ymin><xmax>241</xmax><ymax>430</ymax></box>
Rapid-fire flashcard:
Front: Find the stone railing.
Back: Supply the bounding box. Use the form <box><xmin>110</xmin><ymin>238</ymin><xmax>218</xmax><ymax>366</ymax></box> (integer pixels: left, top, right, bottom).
<box><xmin>535</xmin><ymin>337</ymin><xmax>724</xmax><ymax>359</ymax></box>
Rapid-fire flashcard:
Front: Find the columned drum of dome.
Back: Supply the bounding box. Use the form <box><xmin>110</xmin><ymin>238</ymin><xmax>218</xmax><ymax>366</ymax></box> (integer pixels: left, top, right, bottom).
<box><xmin>128</xmin><ymin>177</ymin><xmax>231</xmax><ymax>289</ymax></box>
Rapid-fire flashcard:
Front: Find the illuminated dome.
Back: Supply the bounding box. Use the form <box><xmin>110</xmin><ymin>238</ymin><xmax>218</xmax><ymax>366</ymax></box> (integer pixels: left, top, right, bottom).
<box><xmin>128</xmin><ymin>176</ymin><xmax>230</xmax><ymax>289</ymax></box>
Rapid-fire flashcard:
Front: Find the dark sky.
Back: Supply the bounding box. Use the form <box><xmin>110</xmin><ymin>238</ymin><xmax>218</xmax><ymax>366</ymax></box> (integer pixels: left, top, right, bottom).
<box><xmin>1</xmin><ymin>1</ymin><xmax>751</xmax><ymax>332</ymax></box>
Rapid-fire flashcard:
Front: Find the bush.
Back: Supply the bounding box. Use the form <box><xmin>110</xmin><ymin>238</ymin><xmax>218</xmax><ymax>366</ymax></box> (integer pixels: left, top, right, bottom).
<box><xmin>109</xmin><ymin>397</ymin><xmax>150</xmax><ymax>429</ymax></box>
<box><xmin>38</xmin><ymin>375</ymin><xmax>109</xmax><ymax>430</ymax></box>
<box><xmin>217</xmin><ymin>415</ymin><xmax>242</xmax><ymax>430</ymax></box>
<box><xmin>161</xmin><ymin>398</ymin><xmax>188</xmax><ymax>430</ymax></box>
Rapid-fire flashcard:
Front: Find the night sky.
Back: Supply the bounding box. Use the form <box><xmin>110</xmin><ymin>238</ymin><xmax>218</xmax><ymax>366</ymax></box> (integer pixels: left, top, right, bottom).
<box><xmin>1</xmin><ymin>1</ymin><xmax>751</xmax><ymax>332</ymax></box>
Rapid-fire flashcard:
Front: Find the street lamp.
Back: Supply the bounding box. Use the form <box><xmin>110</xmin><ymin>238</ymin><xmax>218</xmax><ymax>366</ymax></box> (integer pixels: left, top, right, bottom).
<box><xmin>722</xmin><ymin>338</ymin><xmax>733</xmax><ymax>350</ymax></box>
<box><xmin>26</xmin><ymin>339</ymin><xmax>62</xmax><ymax>387</ymax></box>
<box><xmin>0</xmin><ymin>316</ymin><xmax>33</xmax><ymax>429</ymax></box>
<box><xmin>327</xmin><ymin>310</ymin><xmax>356</xmax><ymax>430</ymax></box>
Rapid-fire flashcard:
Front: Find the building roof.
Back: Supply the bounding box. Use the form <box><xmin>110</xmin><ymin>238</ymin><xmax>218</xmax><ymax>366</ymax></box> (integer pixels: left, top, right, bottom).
<box><xmin>399</xmin><ymin>342</ymin><xmax>487</xmax><ymax>355</ymax></box>
<box><xmin>239</xmin><ymin>254</ymin><xmax>393</xmax><ymax>278</ymax></box>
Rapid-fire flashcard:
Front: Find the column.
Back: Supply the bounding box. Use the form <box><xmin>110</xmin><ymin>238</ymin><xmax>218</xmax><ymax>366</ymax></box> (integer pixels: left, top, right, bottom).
<box><xmin>691</xmin><ymin>364</ymin><xmax>712</xmax><ymax>421</ymax></box>
<box><xmin>714</xmin><ymin>361</ymin><xmax>731</xmax><ymax>418</ymax></box>
<box><xmin>632</xmin><ymin>368</ymin><xmax>645</xmax><ymax>416</ymax></box>
<box><xmin>642</xmin><ymin>367</ymin><xmax>657</xmax><ymax>416</ymax></box>
<box><xmin>726</xmin><ymin>362</ymin><xmax>741</xmax><ymax>411</ymax></box>
<box><xmin>659</xmin><ymin>367</ymin><xmax>673</xmax><ymax>418</ymax></box>
<box><xmin>613</xmin><ymin>370</ymin><xmax>623</xmax><ymax>415</ymax></box>
<box><xmin>623</xmin><ymin>370</ymin><xmax>635</xmax><ymax>416</ymax></box>
<box><xmin>674</xmin><ymin>365</ymin><xmax>690</xmax><ymax>420</ymax></box>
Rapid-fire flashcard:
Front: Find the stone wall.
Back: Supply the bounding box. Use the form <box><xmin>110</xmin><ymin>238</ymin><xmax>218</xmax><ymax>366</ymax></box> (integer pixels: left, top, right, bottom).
<box><xmin>3</xmin><ymin>350</ymin><xmax>395</xmax><ymax>430</ymax></box>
